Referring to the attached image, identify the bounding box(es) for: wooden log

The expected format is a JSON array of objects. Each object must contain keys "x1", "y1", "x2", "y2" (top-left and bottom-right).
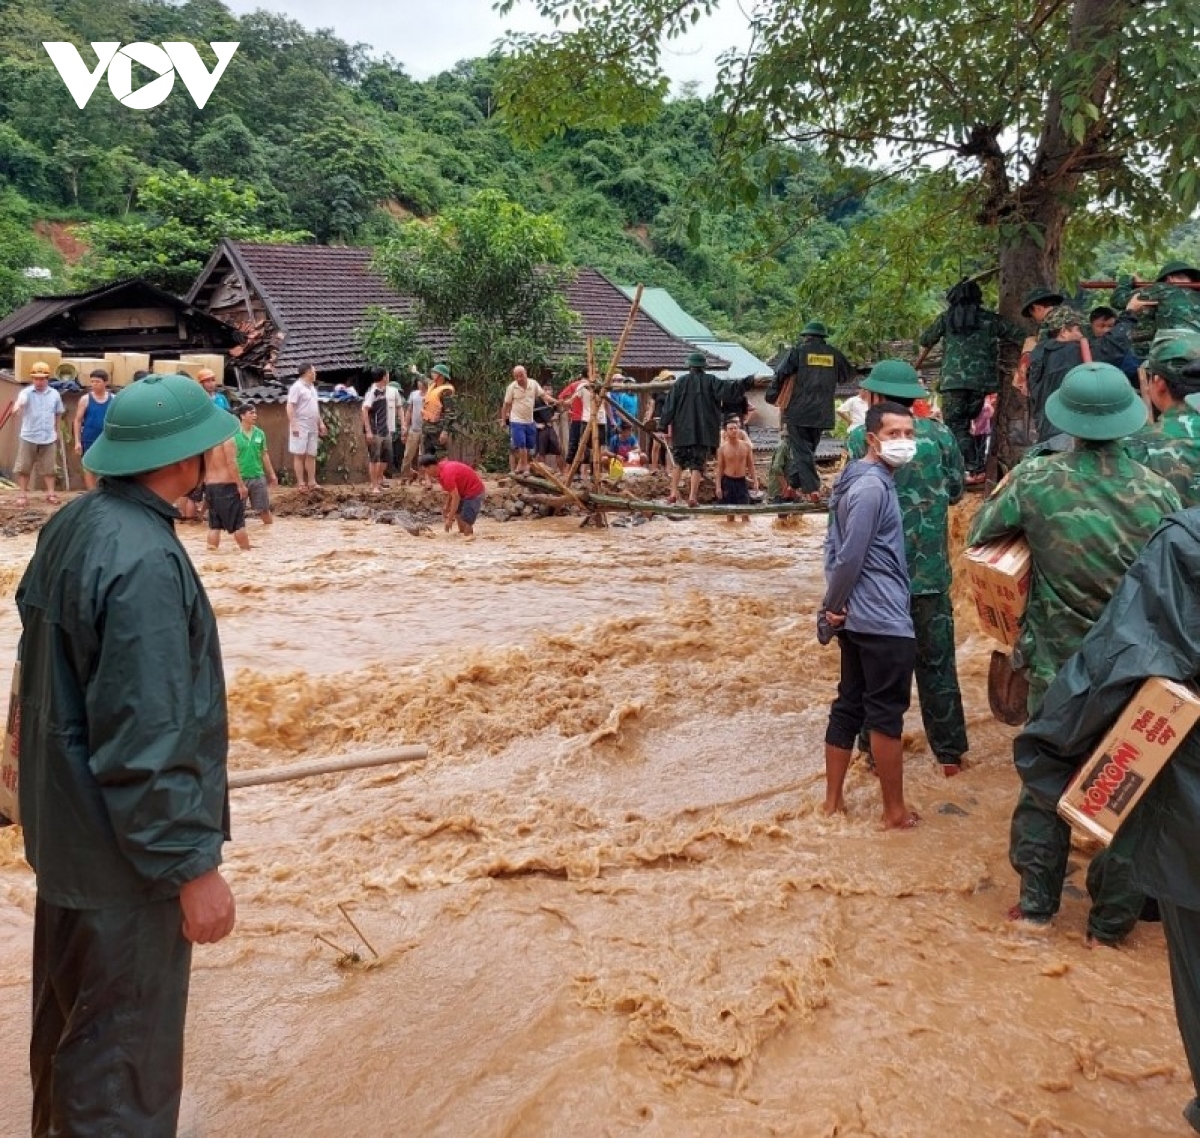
[
  {"x1": 229, "y1": 746, "x2": 428, "y2": 789},
  {"x1": 511, "y1": 474, "x2": 825, "y2": 516}
]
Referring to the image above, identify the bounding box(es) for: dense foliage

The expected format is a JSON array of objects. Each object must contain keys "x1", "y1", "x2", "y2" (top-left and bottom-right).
[{"x1": 0, "y1": 0, "x2": 1194, "y2": 366}]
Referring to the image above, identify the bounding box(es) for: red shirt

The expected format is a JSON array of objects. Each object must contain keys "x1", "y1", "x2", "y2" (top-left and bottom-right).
[
  {"x1": 438, "y1": 461, "x2": 485, "y2": 499},
  {"x1": 559, "y1": 380, "x2": 585, "y2": 422}
]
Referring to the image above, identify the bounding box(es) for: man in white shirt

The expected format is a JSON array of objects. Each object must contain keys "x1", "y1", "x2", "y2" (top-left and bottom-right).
[
  {"x1": 286, "y1": 363, "x2": 326, "y2": 491},
  {"x1": 14, "y1": 361, "x2": 65, "y2": 506},
  {"x1": 500, "y1": 365, "x2": 551, "y2": 474},
  {"x1": 401, "y1": 375, "x2": 426, "y2": 481},
  {"x1": 837, "y1": 389, "x2": 869, "y2": 432}
]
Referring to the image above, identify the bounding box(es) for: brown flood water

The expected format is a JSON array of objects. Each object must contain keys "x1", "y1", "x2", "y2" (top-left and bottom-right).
[{"x1": 0, "y1": 504, "x2": 1189, "y2": 1136}]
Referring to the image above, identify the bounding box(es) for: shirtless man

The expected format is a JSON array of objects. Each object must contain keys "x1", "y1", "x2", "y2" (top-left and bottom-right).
[
  {"x1": 715, "y1": 416, "x2": 758, "y2": 522},
  {"x1": 203, "y1": 434, "x2": 250, "y2": 551}
]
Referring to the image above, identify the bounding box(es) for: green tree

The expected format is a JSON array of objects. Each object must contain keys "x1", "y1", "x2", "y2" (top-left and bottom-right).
[
  {"x1": 498, "y1": 0, "x2": 1200, "y2": 461},
  {"x1": 72, "y1": 171, "x2": 307, "y2": 293},
  {"x1": 367, "y1": 189, "x2": 578, "y2": 463}
]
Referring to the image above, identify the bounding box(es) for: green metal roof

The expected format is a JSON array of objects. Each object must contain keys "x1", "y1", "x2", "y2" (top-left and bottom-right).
[{"x1": 618, "y1": 285, "x2": 714, "y2": 340}]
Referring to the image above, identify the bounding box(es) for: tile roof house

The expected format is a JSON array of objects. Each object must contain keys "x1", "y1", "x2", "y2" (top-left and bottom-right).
[
  {"x1": 187, "y1": 240, "x2": 726, "y2": 389},
  {"x1": 0, "y1": 278, "x2": 241, "y2": 370}
]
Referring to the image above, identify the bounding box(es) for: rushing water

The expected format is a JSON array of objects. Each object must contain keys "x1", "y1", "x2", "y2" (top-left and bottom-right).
[{"x1": 0, "y1": 504, "x2": 1187, "y2": 1136}]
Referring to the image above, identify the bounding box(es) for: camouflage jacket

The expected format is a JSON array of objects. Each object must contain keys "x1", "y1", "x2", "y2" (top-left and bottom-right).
[
  {"x1": 918, "y1": 310, "x2": 1026, "y2": 393},
  {"x1": 1123, "y1": 418, "x2": 1200, "y2": 507},
  {"x1": 1150, "y1": 283, "x2": 1200, "y2": 336},
  {"x1": 968, "y1": 442, "x2": 1181, "y2": 696},
  {"x1": 846, "y1": 417, "x2": 964, "y2": 594}
]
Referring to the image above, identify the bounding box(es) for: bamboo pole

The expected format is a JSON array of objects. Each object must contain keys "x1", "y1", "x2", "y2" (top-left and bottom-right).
[
  {"x1": 510, "y1": 474, "x2": 825, "y2": 516},
  {"x1": 228, "y1": 746, "x2": 428, "y2": 789}
]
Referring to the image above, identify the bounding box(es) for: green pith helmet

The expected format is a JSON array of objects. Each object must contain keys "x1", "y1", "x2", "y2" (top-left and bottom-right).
[
  {"x1": 1045, "y1": 362, "x2": 1147, "y2": 441},
  {"x1": 431, "y1": 363, "x2": 451, "y2": 380},
  {"x1": 800, "y1": 320, "x2": 828, "y2": 337},
  {"x1": 1041, "y1": 305, "x2": 1083, "y2": 334},
  {"x1": 1020, "y1": 286, "x2": 1065, "y2": 318},
  {"x1": 1147, "y1": 331, "x2": 1200, "y2": 382},
  {"x1": 1155, "y1": 260, "x2": 1200, "y2": 282},
  {"x1": 862, "y1": 359, "x2": 926, "y2": 400},
  {"x1": 83, "y1": 373, "x2": 238, "y2": 477},
  {"x1": 686, "y1": 350, "x2": 707, "y2": 367}
]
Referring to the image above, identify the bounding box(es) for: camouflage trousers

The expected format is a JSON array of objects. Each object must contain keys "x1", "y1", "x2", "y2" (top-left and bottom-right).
[
  {"x1": 421, "y1": 423, "x2": 448, "y2": 459},
  {"x1": 1009, "y1": 786, "x2": 1144, "y2": 943},
  {"x1": 941, "y1": 389, "x2": 985, "y2": 475},
  {"x1": 859, "y1": 591, "x2": 968, "y2": 764}
]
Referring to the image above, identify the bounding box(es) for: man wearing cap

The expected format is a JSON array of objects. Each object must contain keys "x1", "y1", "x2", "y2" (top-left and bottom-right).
[
  {"x1": 916, "y1": 279, "x2": 1025, "y2": 484},
  {"x1": 846, "y1": 361, "x2": 969, "y2": 775},
  {"x1": 1122, "y1": 333, "x2": 1200, "y2": 506},
  {"x1": 421, "y1": 363, "x2": 457, "y2": 459},
  {"x1": 197, "y1": 367, "x2": 230, "y2": 412},
  {"x1": 15, "y1": 374, "x2": 237, "y2": 1133},
  {"x1": 659, "y1": 350, "x2": 752, "y2": 507},
  {"x1": 1146, "y1": 261, "x2": 1200, "y2": 335},
  {"x1": 968, "y1": 362, "x2": 1181, "y2": 944},
  {"x1": 1013, "y1": 417, "x2": 1200, "y2": 1131},
  {"x1": 767, "y1": 321, "x2": 856, "y2": 501},
  {"x1": 13, "y1": 361, "x2": 65, "y2": 507}
]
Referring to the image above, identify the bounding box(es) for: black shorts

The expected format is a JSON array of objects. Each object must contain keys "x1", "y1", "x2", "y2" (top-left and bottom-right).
[
  {"x1": 205, "y1": 482, "x2": 246, "y2": 533},
  {"x1": 826, "y1": 631, "x2": 916, "y2": 746},
  {"x1": 722, "y1": 475, "x2": 749, "y2": 505},
  {"x1": 367, "y1": 436, "x2": 393, "y2": 464},
  {"x1": 536, "y1": 424, "x2": 562, "y2": 457},
  {"x1": 673, "y1": 444, "x2": 712, "y2": 472}
]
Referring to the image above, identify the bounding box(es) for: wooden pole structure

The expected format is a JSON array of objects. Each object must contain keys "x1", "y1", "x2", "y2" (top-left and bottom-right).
[
  {"x1": 511, "y1": 474, "x2": 826, "y2": 516},
  {"x1": 563, "y1": 286, "x2": 646, "y2": 487},
  {"x1": 228, "y1": 745, "x2": 428, "y2": 789}
]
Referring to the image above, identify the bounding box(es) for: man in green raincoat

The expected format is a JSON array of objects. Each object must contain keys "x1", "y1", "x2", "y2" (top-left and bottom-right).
[
  {"x1": 968, "y1": 363, "x2": 1181, "y2": 944},
  {"x1": 1014, "y1": 443, "x2": 1200, "y2": 1130},
  {"x1": 16, "y1": 374, "x2": 238, "y2": 1136}
]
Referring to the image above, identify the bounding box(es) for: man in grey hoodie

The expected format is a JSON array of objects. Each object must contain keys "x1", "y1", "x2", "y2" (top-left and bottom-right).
[{"x1": 822, "y1": 400, "x2": 920, "y2": 830}]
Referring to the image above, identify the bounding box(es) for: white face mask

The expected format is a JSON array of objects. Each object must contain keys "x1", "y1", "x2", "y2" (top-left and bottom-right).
[{"x1": 878, "y1": 438, "x2": 917, "y2": 467}]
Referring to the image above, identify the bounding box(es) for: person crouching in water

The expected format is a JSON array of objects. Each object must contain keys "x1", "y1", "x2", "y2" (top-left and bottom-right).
[
  {"x1": 821, "y1": 400, "x2": 920, "y2": 830},
  {"x1": 420, "y1": 454, "x2": 486, "y2": 538}
]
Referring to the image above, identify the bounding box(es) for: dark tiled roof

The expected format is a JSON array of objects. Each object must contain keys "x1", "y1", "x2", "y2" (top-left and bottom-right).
[
  {"x1": 0, "y1": 278, "x2": 238, "y2": 343},
  {"x1": 189, "y1": 242, "x2": 722, "y2": 380},
  {"x1": 193, "y1": 243, "x2": 452, "y2": 379},
  {"x1": 564, "y1": 269, "x2": 728, "y2": 371}
]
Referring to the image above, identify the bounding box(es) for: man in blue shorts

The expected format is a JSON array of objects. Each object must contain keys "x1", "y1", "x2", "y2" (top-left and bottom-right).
[
  {"x1": 421, "y1": 454, "x2": 487, "y2": 538},
  {"x1": 501, "y1": 365, "x2": 553, "y2": 475}
]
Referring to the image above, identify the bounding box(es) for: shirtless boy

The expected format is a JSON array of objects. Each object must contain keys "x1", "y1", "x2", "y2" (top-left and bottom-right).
[
  {"x1": 715, "y1": 416, "x2": 758, "y2": 522},
  {"x1": 203, "y1": 434, "x2": 251, "y2": 551}
]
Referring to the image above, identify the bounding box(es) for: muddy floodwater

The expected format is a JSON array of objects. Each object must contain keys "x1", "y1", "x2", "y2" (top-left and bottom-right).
[{"x1": 0, "y1": 501, "x2": 1190, "y2": 1136}]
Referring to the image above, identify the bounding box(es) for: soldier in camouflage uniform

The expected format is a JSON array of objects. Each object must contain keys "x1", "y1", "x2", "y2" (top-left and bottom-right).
[
  {"x1": 767, "y1": 320, "x2": 856, "y2": 499},
  {"x1": 421, "y1": 363, "x2": 458, "y2": 459},
  {"x1": 968, "y1": 362, "x2": 1182, "y2": 944},
  {"x1": 918, "y1": 280, "x2": 1025, "y2": 480},
  {"x1": 1112, "y1": 261, "x2": 1200, "y2": 355},
  {"x1": 846, "y1": 360, "x2": 969, "y2": 774},
  {"x1": 1123, "y1": 333, "x2": 1200, "y2": 506}
]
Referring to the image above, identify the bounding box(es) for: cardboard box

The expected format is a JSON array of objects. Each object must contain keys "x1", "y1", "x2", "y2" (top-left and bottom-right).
[
  {"x1": 14, "y1": 346, "x2": 61, "y2": 381},
  {"x1": 964, "y1": 536, "x2": 1032, "y2": 647},
  {"x1": 153, "y1": 359, "x2": 185, "y2": 376},
  {"x1": 180, "y1": 353, "x2": 225, "y2": 380},
  {"x1": 103, "y1": 352, "x2": 151, "y2": 387},
  {"x1": 61, "y1": 357, "x2": 109, "y2": 382},
  {"x1": 1058, "y1": 678, "x2": 1200, "y2": 845}
]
